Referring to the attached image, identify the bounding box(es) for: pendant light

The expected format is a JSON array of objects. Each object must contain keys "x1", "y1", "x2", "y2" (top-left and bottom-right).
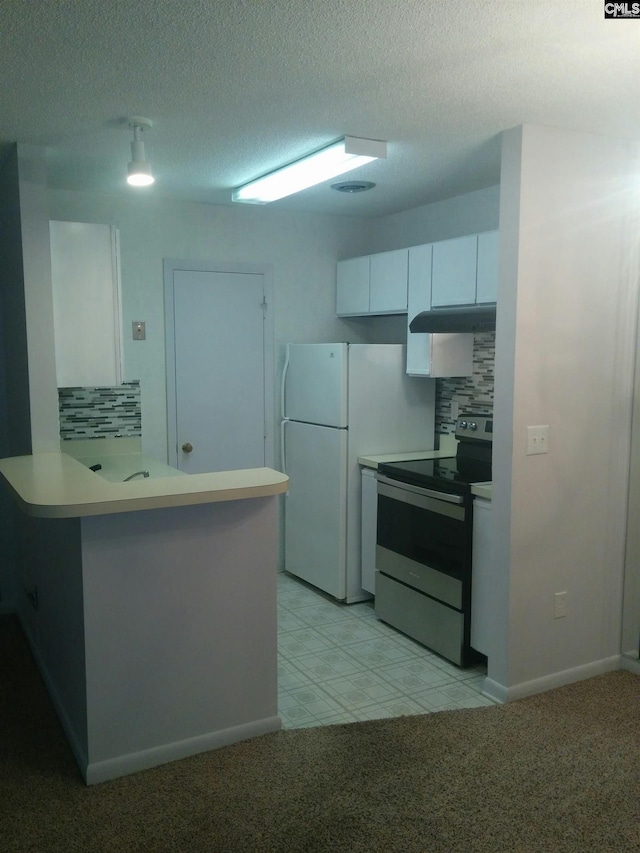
[{"x1": 126, "y1": 117, "x2": 154, "y2": 187}]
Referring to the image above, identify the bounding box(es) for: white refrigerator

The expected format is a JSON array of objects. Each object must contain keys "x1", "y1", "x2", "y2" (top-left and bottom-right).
[{"x1": 281, "y1": 343, "x2": 435, "y2": 603}]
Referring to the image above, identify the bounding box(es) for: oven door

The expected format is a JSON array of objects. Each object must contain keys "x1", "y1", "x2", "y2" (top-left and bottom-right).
[
  {"x1": 376, "y1": 474, "x2": 470, "y2": 589},
  {"x1": 374, "y1": 473, "x2": 472, "y2": 665}
]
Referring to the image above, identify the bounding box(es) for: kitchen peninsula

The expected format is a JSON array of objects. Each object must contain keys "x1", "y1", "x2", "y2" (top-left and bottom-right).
[{"x1": 0, "y1": 451, "x2": 288, "y2": 785}]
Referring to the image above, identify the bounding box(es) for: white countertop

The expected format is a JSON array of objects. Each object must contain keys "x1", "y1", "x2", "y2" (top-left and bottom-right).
[
  {"x1": 0, "y1": 452, "x2": 289, "y2": 519},
  {"x1": 471, "y1": 482, "x2": 493, "y2": 500},
  {"x1": 358, "y1": 448, "x2": 455, "y2": 468},
  {"x1": 358, "y1": 433, "x2": 459, "y2": 469}
]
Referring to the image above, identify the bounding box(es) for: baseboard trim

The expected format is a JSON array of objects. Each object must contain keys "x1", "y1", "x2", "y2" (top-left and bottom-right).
[
  {"x1": 482, "y1": 656, "x2": 622, "y2": 703},
  {"x1": 84, "y1": 716, "x2": 282, "y2": 785},
  {"x1": 481, "y1": 678, "x2": 507, "y2": 704}
]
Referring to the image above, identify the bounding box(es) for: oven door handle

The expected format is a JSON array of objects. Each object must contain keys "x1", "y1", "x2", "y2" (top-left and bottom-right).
[{"x1": 376, "y1": 473, "x2": 465, "y2": 505}]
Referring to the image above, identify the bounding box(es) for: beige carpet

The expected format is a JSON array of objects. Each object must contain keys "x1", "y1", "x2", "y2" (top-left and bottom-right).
[{"x1": 1, "y1": 614, "x2": 638, "y2": 852}]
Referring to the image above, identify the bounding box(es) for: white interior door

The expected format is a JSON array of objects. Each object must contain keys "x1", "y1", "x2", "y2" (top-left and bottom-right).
[{"x1": 165, "y1": 263, "x2": 273, "y2": 473}]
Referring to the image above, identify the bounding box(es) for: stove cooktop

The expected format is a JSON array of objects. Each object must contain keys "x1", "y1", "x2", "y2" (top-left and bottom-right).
[
  {"x1": 377, "y1": 455, "x2": 492, "y2": 495},
  {"x1": 378, "y1": 415, "x2": 493, "y2": 495}
]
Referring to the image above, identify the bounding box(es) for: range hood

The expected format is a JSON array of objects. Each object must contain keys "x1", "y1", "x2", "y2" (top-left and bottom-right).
[{"x1": 409, "y1": 306, "x2": 496, "y2": 334}]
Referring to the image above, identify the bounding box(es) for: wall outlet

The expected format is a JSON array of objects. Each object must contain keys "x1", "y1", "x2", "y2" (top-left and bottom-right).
[
  {"x1": 527, "y1": 424, "x2": 549, "y2": 455},
  {"x1": 451, "y1": 400, "x2": 459, "y2": 420},
  {"x1": 554, "y1": 591, "x2": 568, "y2": 619}
]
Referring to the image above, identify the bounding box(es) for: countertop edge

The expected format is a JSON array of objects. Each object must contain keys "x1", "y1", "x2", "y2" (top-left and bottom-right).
[
  {"x1": 471, "y1": 483, "x2": 492, "y2": 500},
  {"x1": 0, "y1": 454, "x2": 289, "y2": 518}
]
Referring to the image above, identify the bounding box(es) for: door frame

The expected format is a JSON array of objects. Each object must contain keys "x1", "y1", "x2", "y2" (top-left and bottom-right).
[{"x1": 163, "y1": 259, "x2": 275, "y2": 470}]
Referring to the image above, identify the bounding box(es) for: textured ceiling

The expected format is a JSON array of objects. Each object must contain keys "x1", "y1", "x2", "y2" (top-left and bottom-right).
[{"x1": 1, "y1": 1, "x2": 639, "y2": 218}]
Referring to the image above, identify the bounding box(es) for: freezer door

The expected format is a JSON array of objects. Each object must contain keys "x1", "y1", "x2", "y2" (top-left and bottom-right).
[
  {"x1": 283, "y1": 343, "x2": 348, "y2": 427},
  {"x1": 283, "y1": 420, "x2": 348, "y2": 599}
]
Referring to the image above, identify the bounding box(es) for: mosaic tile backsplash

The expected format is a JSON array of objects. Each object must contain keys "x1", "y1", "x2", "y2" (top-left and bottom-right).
[
  {"x1": 435, "y1": 332, "x2": 495, "y2": 435},
  {"x1": 59, "y1": 381, "x2": 141, "y2": 441}
]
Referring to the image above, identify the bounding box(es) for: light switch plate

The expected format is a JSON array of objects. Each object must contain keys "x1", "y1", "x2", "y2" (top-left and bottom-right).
[
  {"x1": 527, "y1": 425, "x2": 549, "y2": 455},
  {"x1": 132, "y1": 321, "x2": 146, "y2": 341}
]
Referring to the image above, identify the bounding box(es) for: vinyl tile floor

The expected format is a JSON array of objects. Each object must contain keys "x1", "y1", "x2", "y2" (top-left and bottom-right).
[{"x1": 278, "y1": 572, "x2": 496, "y2": 729}]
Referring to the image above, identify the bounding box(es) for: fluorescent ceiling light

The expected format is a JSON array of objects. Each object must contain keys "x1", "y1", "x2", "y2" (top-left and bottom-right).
[
  {"x1": 232, "y1": 136, "x2": 387, "y2": 204},
  {"x1": 126, "y1": 117, "x2": 155, "y2": 187}
]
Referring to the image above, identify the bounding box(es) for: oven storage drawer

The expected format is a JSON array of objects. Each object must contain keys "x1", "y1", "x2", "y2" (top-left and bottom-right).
[
  {"x1": 376, "y1": 545, "x2": 462, "y2": 609},
  {"x1": 375, "y1": 571, "x2": 465, "y2": 666}
]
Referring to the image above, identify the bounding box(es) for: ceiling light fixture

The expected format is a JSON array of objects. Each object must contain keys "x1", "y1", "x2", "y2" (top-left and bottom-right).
[
  {"x1": 126, "y1": 117, "x2": 154, "y2": 187},
  {"x1": 232, "y1": 136, "x2": 386, "y2": 204}
]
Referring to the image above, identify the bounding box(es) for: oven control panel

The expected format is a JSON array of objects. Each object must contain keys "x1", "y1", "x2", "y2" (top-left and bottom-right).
[{"x1": 455, "y1": 415, "x2": 493, "y2": 442}]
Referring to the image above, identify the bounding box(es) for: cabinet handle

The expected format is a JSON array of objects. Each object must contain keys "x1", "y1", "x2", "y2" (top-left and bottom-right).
[{"x1": 181, "y1": 442, "x2": 193, "y2": 453}]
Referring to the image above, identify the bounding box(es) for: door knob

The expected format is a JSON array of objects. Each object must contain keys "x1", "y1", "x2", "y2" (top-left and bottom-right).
[{"x1": 181, "y1": 442, "x2": 193, "y2": 453}]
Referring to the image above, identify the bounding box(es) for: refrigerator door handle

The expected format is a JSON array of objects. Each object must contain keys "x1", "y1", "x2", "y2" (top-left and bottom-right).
[
  {"x1": 280, "y1": 418, "x2": 288, "y2": 480},
  {"x1": 280, "y1": 346, "x2": 290, "y2": 421}
]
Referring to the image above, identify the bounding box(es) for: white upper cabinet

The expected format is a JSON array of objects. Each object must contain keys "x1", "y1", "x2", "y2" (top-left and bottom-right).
[
  {"x1": 337, "y1": 229, "x2": 498, "y2": 318},
  {"x1": 336, "y1": 256, "x2": 370, "y2": 315},
  {"x1": 476, "y1": 230, "x2": 499, "y2": 304},
  {"x1": 406, "y1": 243, "x2": 473, "y2": 378},
  {"x1": 369, "y1": 248, "x2": 408, "y2": 314},
  {"x1": 336, "y1": 249, "x2": 407, "y2": 316},
  {"x1": 431, "y1": 234, "x2": 478, "y2": 307},
  {"x1": 50, "y1": 221, "x2": 123, "y2": 388}
]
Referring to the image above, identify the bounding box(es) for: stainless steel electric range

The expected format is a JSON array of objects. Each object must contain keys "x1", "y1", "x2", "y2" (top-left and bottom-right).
[{"x1": 374, "y1": 416, "x2": 493, "y2": 667}]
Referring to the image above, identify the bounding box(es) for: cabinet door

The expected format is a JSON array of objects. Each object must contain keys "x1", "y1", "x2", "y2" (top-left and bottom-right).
[
  {"x1": 369, "y1": 248, "x2": 408, "y2": 314},
  {"x1": 406, "y1": 244, "x2": 473, "y2": 378},
  {"x1": 50, "y1": 221, "x2": 122, "y2": 387},
  {"x1": 336, "y1": 256, "x2": 370, "y2": 315},
  {"x1": 406, "y1": 244, "x2": 433, "y2": 376},
  {"x1": 476, "y1": 230, "x2": 499, "y2": 304},
  {"x1": 431, "y1": 234, "x2": 477, "y2": 307}
]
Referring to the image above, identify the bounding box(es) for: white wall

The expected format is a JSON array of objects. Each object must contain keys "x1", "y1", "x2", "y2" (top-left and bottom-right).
[
  {"x1": 623, "y1": 282, "x2": 640, "y2": 658},
  {"x1": 492, "y1": 125, "x2": 640, "y2": 698},
  {"x1": 17, "y1": 145, "x2": 60, "y2": 453},
  {"x1": 367, "y1": 184, "x2": 500, "y2": 252},
  {"x1": 47, "y1": 191, "x2": 373, "y2": 460}
]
